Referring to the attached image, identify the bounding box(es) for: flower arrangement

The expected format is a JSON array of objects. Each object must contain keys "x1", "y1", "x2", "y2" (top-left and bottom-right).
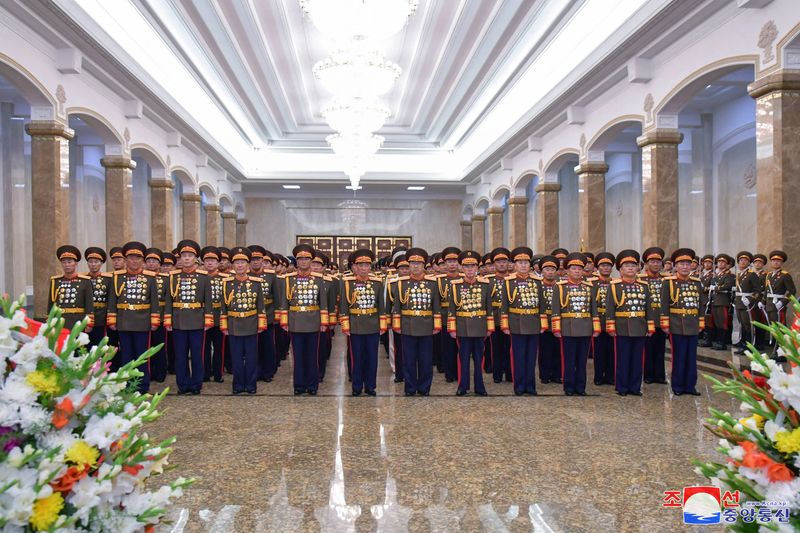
[
  {"x1": 694, "y1": 297, "x2": 800, "y2": 531},
  {"x1": 0, "y1": 295, "x2": 192, "y2": 532}
]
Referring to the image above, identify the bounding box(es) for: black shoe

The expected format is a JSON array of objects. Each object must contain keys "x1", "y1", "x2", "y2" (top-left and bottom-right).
[
  {"x1": 712, "y1": 343, "x2": 727, "y2": 351},
  {"x1": 365, "y1": 390, "x2": 376, "y2": 396},
  {"x1": 577, "y1": 391, "x2": 586, "y2": 396},
  {"x1": 233, "y1": 390, "x2": 243, "y2": 395},
  {"x1": 177, "y1": 389, "x2": 188, "y2": 395},
  {"x1": 308, "y1": 389, "x2": 317, "y2": 396},
  {"x1": 673, "y1": 390, "x2": 683, "y2": 396},
  {"x1": 294, "y1": 389, "x2": 305, "y2": 396},
  {"x1": 541, "y1": 378, "x2": 550, "y2": 384},
  {"x1": 565, "y1": 391, "x2": 574, "y2": 396},
  {"x1": 616, "y1": 391, "x2": 627, "y2": 396},
  {"x1": 352, "y1": 390, "x2": 362, "y2": 396},
  {"x1": 654, "y1": 379, "x2": 668, "y2": 384},
  {"x1": 505, "y1": 378, "x2": 513, "y2": 383},
  {"x1": 446, "y1": 378, "x2": 456, "y2": 383},
  {"x1": 553, "y1": 378, "x2": 563, "y2": 384},
  {"x1": 405, "y1": 391, "x2": 416, "y2": 396},
  {"x1": 247, "y1": 389, "x2": 256, "y2": 395},
  {"x1": 214, "y1": 377, "x2": 224, "y2": 383},
  {"x1": 265, "y1": 377, "x2": 273, "y2": 383},
  {"x1": 418, "y1": 391, "x2": 429, "y2": 396},
  {"x1": 493, "y1": 379, "x2": 502, "y2": 384},
  {"x1": 699, "y1": 340, "x2": 712, "y2": 347},
  {"x1": 643, "y1": 379, "x2": 653, "y2": 384},
  {"x1": 514, "y1": 391, "x2": 524, "y2": 396},
  {"x1": 394, "y1": 377, "x2": 404, "y2": 383},
  {"x1": 456, "y1": 390, "x2": 467, "y2": 396},
  {"x1": 527, "y1": 391, "x2": 538, "y2": 396},
  {"x1": 594, "y1": 380, "x2": 602, "y2": 386},
  {"x1": 191, "y1": 389, "x2": 201, "y2": 395},
  {"x1": 476, "y1": 391, "x2": 488, "y2": 396},
  {"x1": 203, "y1": 377, "x2": 211, "y2": 382},
  {"x1": 629, "y1": 391, "x2": 642, "y2": 396},
  {"x1": 688, "y1": 390, "x2": 701, "y2": 396}
]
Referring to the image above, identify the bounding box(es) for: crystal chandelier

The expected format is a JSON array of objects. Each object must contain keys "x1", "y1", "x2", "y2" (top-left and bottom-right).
[
  {"x1": 299, "y1": 0, "x2": 418, "y2": 42},
  {"x1": 314, "y1": 49, "x2": 401, "y2": 99},
  {"x1": 321, "y1": 98, "x2": 391, "y2": 135}
]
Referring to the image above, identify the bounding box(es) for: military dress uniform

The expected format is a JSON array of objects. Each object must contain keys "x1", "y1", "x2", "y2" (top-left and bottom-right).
[
  {"x1": 733, "y1": 251, "x2": 760, "y2": 354},
  {"x1": 764, "y1": 250, "x2": 797, "y2": 355},
  {"x1": 438, "y1": 247, "x2": 462, "y2": 383},
  {"x1": 385, "y1": 255, "x2": 407, "y2": 383},
  {"x1": 340, "y1": 249, "x2": 387, "y2": 396},
  {"x1": 83, "y1": 246, "x2": 110, "y2": 348},
  {"x1": 313, "y1": 252, "x2": 337, "y2": 382},
  {"x1": 588, "y1": 252, "x2": 615, "y2": 386},
  {"x1": 488, "y1": 247, "x2": 512, "y2": 383},
  {"x1": 752, "y1": 254, "x2": 770, "y2": 350},
  {"x1": 221, "y1": 247, "x2": 266, "y2": 394},
  {"x1": 107, "y1": 241, "x2": 160, "y2": 393},
  {"x1": 49, "y1": 245, "x2": 94, "y2": 331},
  {"x1": 391, "y1": 248, "x2": 442, "y2": 396},
  {"x1": 106, "y1": 246, "x2": 125, "y2": 351},
  {"x1": 698, "y1": 255, "x2": 715, "y2": 347},
  {"x1": 279, "y1": 244, "x2": 331, "y2": 395},
  {"x1": 660, "y1": 249, "x2": 706, "y2": 395},
  {"x1": 500, "y1": 247, "x2": 547, "y2": 395},
  {"x1": 201, "y1": 246, "x2": 229, "y2": 383},
  {"x1": 165, "y1": 240, "x2": 213, "y2": 395},
  {"x1": 144, "y1": 248, "x2": 168, "y2": 383},
  {"x1": 640, "y1": 247, "x2": 669, "y2": 384},
  {"x1": 248, "y1": 246, "x2": 280, "y2": 382},
  {"x1": 448, "y1": 251, "x2": 495, "y2": 396},
  {"x1": 538, "y1": 256, "x2": 562, "y2": 384},
  {"x1": 551, "y1": 253, "x2": 600, "y2": 396},
  {"x1": 709, "y1": 254, "x2": 735, "y2": 350},
  {"x1": 605, "y1": 250, "x2": 654, "y2": 396}
]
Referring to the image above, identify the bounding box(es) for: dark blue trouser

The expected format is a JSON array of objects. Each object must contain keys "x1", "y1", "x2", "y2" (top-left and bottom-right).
[
  {"x1": 349, "y1": 333, "x2": 379, "y2": 393},
  {"x1": 482, "y1": 335, "x2": 493, "y2": 372},
  {"x1": 88, "y1": 325, "x2": 106, "y2": 349},
  {"x1": 203, "y1": 326, "x2": 224, "y2": 381},
  {"x1": 457, "y1": 336, "x2": 487, "y2": 394},
  {"x1": 291, "y1": 332, "x2": 320, "y2": 392},
  {"x1": 669, "y1": 333, "x2": 698, "y2": 394},
  {"x1": 402, "y1": 334, "x2": 433, "y2": 394},
  {"x1": 230, "y1": 334, "x2": 258, "y2": 393},
  {"x1": 258, "y1": 325, "x2": 276, "y2": 380},
  {"x1": 614, "y1": 336, "x2": 645, "y2": 394},
  {"x1": 441, "y1": 331, "x2": 458, "y2": 381},
  {"x1": 539, "y1": 331, "x2": 561, "y2": 381},
  {"x1": 150, "y1": 326, "x2": 168, "y2": 382},
  {"x1": 393, "y1": 331, "x2": 403, "y2": 379},
  {"x1": 318, "y1": 329, "x2": 331, "y2": 380},
  {"x1": 645, "y1": 329, "x2": 667, "y2": 382},
  {"x1": 433, "y1": 331, "x2": 443, "y2": 372},
  {"x1": 491, "y1": 330, "x2": 511, "y2": 382},
  {"x1": 172, "y1": 329, "x2": 204, "y2": 393},
  {"x1": 510, "y1": 333, "x2": 539, "y2": 394},
  {"x1": 380, "y1": 331, "x2": 389, "y2": 355},
  {"x1": 561, "y1": 336, "x2": 590, "y2": 394},
  {"x1": 107, "y1": 328, "x2": 120, "y2": 371},
  {"x1": 593, "y1": 332, "x2": 614, "y2": 384},
  {"x1": 118, "y1": 330, "x2": 151, "y2": 393}
]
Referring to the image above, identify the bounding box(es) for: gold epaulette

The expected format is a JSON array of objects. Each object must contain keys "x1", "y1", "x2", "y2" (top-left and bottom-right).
[
  {"x1": 369, "y1": 275, "x2": 382, "y2": 282},
  {"x1": 249, "y1": 276, "x2": 262, "y2": 282},
  {"x1": 556, "y1": 280, "x2": 567, "y2": 285},
  {"x1": 265, "y1": 269, "x2": 276, "y2": 274},
  {"x1": 396, "y1": 275, "x2": 410, "y2": 281},
  {"x1": 484, "y1": 273, "x2": 496, "y2": 279},
  {"x1": 50, "y1": 274, "x2": 62, "y2": 280},
  {"x1": 689, "y1": 276, "x2": 701, "y2": 282},
  {"x1": 434, "y1": 273, "x2": 447, "y2": 278},
  {"x1": 636, "y1": 279, "x2": 648, "y2": 285},
  {"x1": 310, "y1": 272, "x2": 323, "y2": 278},
  {"x1": 159, "y1": 272, "x2": 169, "y2": 277},
  {"x1": 782, "y1": 270, "x2": 789, "y2": 275},
  {"x1": 586, "y1": 276, "x2": 598, "y2": 282},
  {"x1": 582, "y1": 280, "x2": 593, "y2": 287},
  {"x1": 424, "y1": 274, "x2": 438, "y2": 281},
  {"x1": 664, "y1": 275, "x2": 677, "y2": 280},
  {"x1": 343, "y1": 275, "x2": 356, "y2": 281},
  {"x1": 323, "y1": 275, "x2": 333, "y2": 282},
  {"x1": 610, "y1": 279, "x2": 623, "y2": 284},
  {"x1": 77, "y1": 274, "x2": 90, "y2": 280},
  {"x1": 196, "y1": 269, "x2": 208, "y2": 275},
  {"x1": 451, "y1": 278, "x2": 463, "y2": 285},
  {"x1": 477, "y1": 276, "x2": 491, "y2": 283},
  {"x1": 100, "y1": 272, "x2": 113, "y2": 278},
  {"x1": 170, "y1": 269, "x2": 181, "y2": 275},
  {"x1": 115, "y1": 269, "x2": 127, "y2": 275},
  {"x1": 223, "y1": 277, "x2": 233, "y2": 284},
  {"x1": 142, "y1": 270, "x2": 156, "y2": 276}
]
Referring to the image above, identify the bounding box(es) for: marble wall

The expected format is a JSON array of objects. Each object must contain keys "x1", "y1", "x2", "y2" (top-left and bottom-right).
[
  {"x1": 244, "y1": 197, "x2": 462, "y2": 255},
  {"x1": 557, "y1": 163, "x2": 579, "y2": 251},
  {"x1": 605, "y1": 152, "x2": 642, "y2": 253},
  {"x1": 68, "y1": 142, "x2": 106, "y2": 254},
  {"x1": 131, "y1": 157, "x2": 152, "y2": 245},
  {"x1": 171, "y1": 176, "x2": 183, "y2": 246}
]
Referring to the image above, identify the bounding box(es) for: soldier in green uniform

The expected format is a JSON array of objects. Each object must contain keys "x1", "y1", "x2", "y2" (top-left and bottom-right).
[
  {"x1": 500, "y1": 246, "x2": 547, "y2": 395},
  {"x1": 107, "y1": 241, "x2": 160, "y2": 393},
  {"x1": 698, "y1": 254, "x2": 715, "y2": 347},
  {"x1": 660, "y1": 248, "x2": 706, "y2": 396},
  {"x1": 733, "y1": 251, "x2": 760, "y2": 355},
  {"x1": 605, "y1": 250, "x2": 654, "y2": 396},
  {"x1": 551, "y1": 252, "x2": 599, "y2": 396},
  {"x1": 551, "y1": 248, "x2": 568, "y2": 279},
  {"x1": 488, "y1": 247, "x2": 511, "y2": 382},
  {"x1": 709, "y1": 253, "x2": 735, "y2": 351},
  {"x1": 387, "y1": 253, "x2": 409, "y2": 383},
  {"x1": 589, "y1": 252, "x2": 615, "y2": 386},
  {"x1": 201, "y1": 246, "x2": 229, "y2": 383},
  {"x1": 438, "y1": 247, "x2": 462, "y2": 383},
  {"x1": 448, "y1": 250, "x2": 494, "y2": 396},
  {"x1": 248, "y1": 245, "x2": 280, "y2": 382},
  {"x1": 764, "y1": 250, "x2": 797, "y2": 359},
  {"x1": 311, "y1": 251, "x2": 337, "y2": 382},
  {"x1": 752, "y1": 253, "x2": 769, "y2": 350},
  {"x1": 218, "y1": 247, "x2": 231, "y2": 275},
  {"x1": 49, "y1": 245, "x2": 94, "y2": 331},
  {"x1": 159, "y1": 251, "x2": 176, "y2": 375},
  {"x1": 109, "y1": 247, "x2": 125, "y2": 272},
  {"x1": 221, "y1": 246, "x2": 266, "y2": 394},
  {"x1": 538, "y1": 256, "x2": 561, "y2": 384},
  {"x1": 165, "y1": 240, "x2": 213, "y2": 395},
  {"x1": 83, "y1": 246, "x2": 110, "y2": 348},
  {"x1": 144, "y1": 248, "x2": 168, "y2": 383},
  {"x1": 340, "y1": 249, "x2": 387, "y2": 396},
  {"x1": 640, "y1": 247, "x2": 669, "y2": 384}
]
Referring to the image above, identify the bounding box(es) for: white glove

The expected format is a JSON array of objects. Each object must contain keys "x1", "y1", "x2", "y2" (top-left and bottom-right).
[
  {"x1": 741, "y1": 297, "x2": 750, "y2": 307},
  {"x1": 776, "y1": 300, "x2": 785, "y2": 311},
  {"x1": 758, "y1": 301, "x2": 766, "y2": 311}
]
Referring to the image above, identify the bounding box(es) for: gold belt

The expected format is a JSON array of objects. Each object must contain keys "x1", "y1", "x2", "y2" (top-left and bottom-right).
[
  {"x1": 264, "y1": 298, "x2": 273, "y2": 305},
  {"x1": 440, "y1": 303, "x2": 449, "y2": 308},
  {"x1": 93, "y1": 302, "x2": 107, "y2": 308},
  {"x1": 545, "y1": 309, "x2": 553, "y2": 315},
  {"x1": 492, "y1": 302, "x2": 501, "y2": 308},
  {"x1": 118, "y1": 303, "x2": 150, "y2": 311},
  {"x1": 289, "y1": 305, "x2": 320, "y2": 312},
  {"x1": 350, "y1": 308, "x2": 377, "y2": 315},
  {"x1": 510, "y1": 308, "x2": 539, "y2": 315},
  {"x1": 561, "y1": 312, "x2": 590, "y2": 318},
  {"x1": 456, "y1": 310, "x2": 486, "y2": 318},
  {"x1": 159, "y1": 302, "x2": 165, "y2": 307},
  {"x1": 62, "y1": 307, "x2": 86, "y2": 314},
  {"x1": 401, "y1": 310, "x2": 432, "y2": 317},
  {"x1": 598, "y1": 307, "x2": 606, "y2": 314},
  {"x1": 670, "y1": 308, "x2": 698, "y2": 316},
  {"x1": 615, "y1": 311, "x2": 645, "y2": 318},
  {"x1": 174, "y1": 302, "x2": 201, "y2": 309},
  {"x1": 228, "y1": 310, "x2": 257, "y2": 318},
  {"x1": 212, "y1": 302, "x2": 221, "y2": 309}
]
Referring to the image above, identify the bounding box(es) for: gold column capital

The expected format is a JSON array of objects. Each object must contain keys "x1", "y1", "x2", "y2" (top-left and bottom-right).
[
  {"x1": 508, "y1": 196, "x2": 529, "y2": 206},
  {"x1": 221, "y1": 212, "x2": 238, "y2": 219},
  {"x1": 574, "y1": 161, "x2": 609, "y2": 175},
  {"x1": 236, "y1": 218, "x2": 248, "y2": 225},
  {"x1": 748, "y1": 70, "x2": 800, "y2": 99},
  {"x1": 534, "y1": 182, "x2": 561, "y2": 193},
  {"x1": 204, "y1": 203, "x2": 221, "y2": 212},
  {"x1": 149, "y1": 178, "x2": 175, "y2": 190},
  {"x1": 636, "y1": 129, "x2": 684, "y2": 148},
  {"x1": 471, "y1": 214, "x2": 487, "y2": 222},
  {"x1": 486, "y1": 206, "x2": 505, "y2": 215},
  {"x1": 25, "y1": 120, "x2": 74, "y2": 139},
  {"x1": 459, "y1": 219, "x2": 472, "y2": 227},
  {"x1": 181, "y1": 192, "x2": 202, "y2": 203},
  {"x1": 101, "y1": 155, "x2": 136, "y2": 169}
]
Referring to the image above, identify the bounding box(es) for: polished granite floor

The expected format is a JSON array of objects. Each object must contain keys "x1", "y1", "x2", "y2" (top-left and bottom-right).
[{"x1": 148, "y1": 333, "x2": 737, "y2": 533}]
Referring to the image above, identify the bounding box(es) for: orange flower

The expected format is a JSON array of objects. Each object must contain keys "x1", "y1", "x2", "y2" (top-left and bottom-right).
[
  {"x1": 52, "y1": 398, "x2": 74, "y2": 429},
  {"x1": 51, "y1": 465, "x2": 89, "y2": 493},
  {"x1": 145, "y1": 525, "x2": 155, "y2": 533},
  {"x1": 767, "y1": 463, "x2": 795, "y2": 482},
  {"x1": 739, "y1": 441, "x2": 773, "y2": 469},
  {"x1": 122, "y1": 464, "x2": 144, "y2": 476}
]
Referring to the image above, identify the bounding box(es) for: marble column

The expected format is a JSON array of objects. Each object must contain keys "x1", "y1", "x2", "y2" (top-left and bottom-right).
[
  {"x1": 235, "y1": 218, "x2": 248, "y2": 246},
  {"x1": 575, "y1": 162, "x2": 608, "y2": 252},
  {"x1": 25, "y1": 120, "x2": 74, "y2": 319},
  {"x1": 487, "y1": 207, "x2": 504, "y2": 250},
  {"x1": 748, "y1": 71, "x2": 800, "y2": 271},
  {"x1": 507, "y1": 196, "x2": 528, "y2": 248},
  {"x1": 222, "y1": 212, "x2": 237, "y2": 248},
  {"x1": 181, "y1": 193, "x2": 202, "y2": 243},
  {"x1": 471, "y1": 215, "x2": 486, "y2": 254},
  {"x1": 636, "y1": 129, "x2": 683, "y2": 252},
  {"x1": 534, "y1": 183, "x2": 560, "y2": 254},
  {"x1": 204, "y1": 203, "x2": 221, "y2": 247},
  {"x1": 149, "y1": 178, "x2": 174, "y2": 250},
  {"x1": 460, "y1": 220, "x2": 472, "y2": 250},
  {"x1": 101, "y1": 155, "x2": 135, "y2": 252}
]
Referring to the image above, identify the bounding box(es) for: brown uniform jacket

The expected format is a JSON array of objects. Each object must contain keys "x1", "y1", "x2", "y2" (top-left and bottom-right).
[
  {"x1": 48, "y1": 274, "x2": 94, "y2": 330},
  {"x1": 500, "y1": 274, "x2": 547, "y2": 335},
  {"x1": 447, "y1": 277, "x2": 495, "y2": 337},
  {"x1": 108, "y1": 270, "x2": 160, "y2": 332},
  {"x1": 659, "y1": 276, "x2": 706, "y2": 335},
  {"x1": 734, "y1": 269, "x2": 760, "y2": 310},
  {"x1": 165, "y1": 268, "x2": 214, "y2": 330},
  {"x1": 764, "y1": 269, "x2": 797, "y2": 314},
  {"x1": 221, "y1": 276, "x2": 266, "y2": 336},
  {"x1": 605, "y1": 279, "x2": 654, "y2": 337},
  {"x1": 710, "y1": 271, "x2": 735, "y2": 307},
  {"x1": 339, "y1": 276, "x2": 386, "y2": 335},
  {"x1": 391, "y1": 275, "x2": 441, "y2": 336},
  {"x1": 551, "y1": 280, "x2": 600, "y2": 337}
]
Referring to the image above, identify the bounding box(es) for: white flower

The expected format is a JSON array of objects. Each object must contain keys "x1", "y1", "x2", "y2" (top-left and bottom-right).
[
  {"x1": 767, "y1": 366, "x2": 800, "y2": 412},
  {"x1": 68, "y1": 476, "x2": 113, "y2": 523},
  {"x1": 0, "y1": 373, "x2": 38, "y2": 404},
  {"x1": 76, "y1": 332, "x2": 90, "y2": 346},
  {"x1": 738, "y1": 466, "x2": 770, "y2": 488},
  {"x1": 765, "y1": 419, "x2": 786, "y2": 441},
  {"x1": 83, "y1": 413, "x2": 133, "y2": 449},
  {"x1": 750, "y1": 360, "x2": 767, "y2": 374},
  {"x1": 764, "y1": 478, "x2": 800, "y2": 512},
  {"x1": 728, "y1": 446, "x2": 745, "y2": 460}
]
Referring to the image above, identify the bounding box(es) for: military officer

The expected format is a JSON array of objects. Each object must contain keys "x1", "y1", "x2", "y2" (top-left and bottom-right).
[
  {"x1": 448, "y1": 250, "x2": 494, "y2": 396},
  {"x1": 248, "y1": 245, "x2": 280, "y2": 382},
  {"x1": 606, "y1": 250, "x2": 653, "y2": 396},
  {"x1": 218, "y1": 247, "x2": 231, "y2": 275},
  {"x1": 488, "y1": 247, "x2": 512, "y2": 382},
  {"x1": 49, "y1": 245, "x2": 94, "y2": 331},
  {"x1": 538, "y1": 255, "x2": 561, "y2": 384},
  {"x1": 500, "y1": 246, "x2": 547, "y2": 395},
  {"x1": 763, "y1": 250, "x2": 797, "y2": 358},
  {"x1": 109, "y1": 247, "x2": 125, "y2": 272},
  {"x1": 531, "y1": 254, "x2": 544, "y2": 277},
  {"x1": 752, "y1": 253, "x2": 770, "y2": 349},
  {"x1": 83, "y1": 246, "x2": 110, "y2": 347},
  {"x1": 551, "y1": 252, "x2": 599, "y2": 396},
  {"x1": 733, "y1": 251, "x2": 760, "y2": 355},
  {"x1": 589, "y1": 252, "x2": 615, "y2": 386},
  {"x1": 161, "y1": 252, "x2": 175, "y2": 273},
  {"x1": 201, "y1": 246, "x2": 228, "y2": 383},
  {"x1": 279, "y1": 243, "x2": 331, "y2": 395},
  {"x1": 106, "y1": 247, "x2": 125, "y2": 351},
  {"x1": 340, "y1": 249, "x2": 387, "y2": 396},
  {"x1": 660, "y1": 248, "x2": 706, "y2": 396},
  {"x1": 583, "y1": 252, "x2": 596, "y2": 278},
  {"x1": 438, "y1": 247, "x2": 462, "y2": 383},
  {"x1": 699, "y1": 254, "x2": 715, "y2": 347},
  {"x1": 311, "y1": 251, "x2": 337, "y2": 382},
  {"x1": 640, "y1": 247, "x2": 669, "y2": 384},
  {"x1": 387, "y1": 253, "x2": 410, "y2": 383},
  {"x1": 107, "y1": 241, "x2": 160, "y2": 393},
  {"x1": 709, "y1": 254, "x2": 735, "y2": 351},
  {"x1": 144, "y1": 248, "x2": 168, "y2": 383},
  {"x1": 391, "y1": 248, "x2": 442, "y2": 396},
  {"x1": 482, "y1": 253, "x2": 494, "y2": 276},
  {"x1": 159, "y1": 251, "x2": 176, "y2": 375},
  {"x1": 165, "y1": 239, "x2": 213, "y2": 395},
  {"x1": 551, "y1": 248, "x2": 569, "y2": 278},
  {"x1": 221, "y1": 247, "x2": 266, "y2": 394}
]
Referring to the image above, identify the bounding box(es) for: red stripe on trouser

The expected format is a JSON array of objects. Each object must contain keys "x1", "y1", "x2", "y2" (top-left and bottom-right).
[
  {"x1": 508, "y1": 333, "x2": 515, "y2": 384},
  {"x1": 220, "y1": 332, "x2": 226, "y2": 376}
]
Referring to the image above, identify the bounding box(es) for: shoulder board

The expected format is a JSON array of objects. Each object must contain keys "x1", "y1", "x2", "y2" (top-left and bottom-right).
[
  {"x1": 285, "y1": 272, "x2": 297, "y2": 277},
  {"x1": 223, "y1": 277, "x2": 233, "y2": 283},
  {"x1": 158, "y1": 272, "x2": 169, "y2": 277},
  {"x1": 556, "y1": 280, "x2": 567, "y2": 285},
  {"x1": 248, "y1": 276, "x2": 262, "y2": 282},
  {"x1": 782, "y1": 270, "x2": 789, "y2": 275},
  {"x1": 142, "y1": 270, "x2": 156, "y2": 276},
  {"x1": 100, "y1": 272, "x2": 113, "y2": 278},
  {"x1": 660, "y1": 273, "x2": 671, "y2": 277},
  {"x1": 77, "y1": 274, "x2": 90, "y2": 280},
  {"x1": 610, "y1": 279, "x2": 622, "y2": 284},
  {"x1": 310, "y1": 272, "x2": 323, "y2": 278},
  {"x1": 586, "y1": 276, "x2": 598, "y2": 282},
  {"x1": 50, "y1": 274, "x2": 61, "y2": 280},
  {"x1": 451, "y1": 279, "x2": 463, "y2": 284},
  {"x1": 170, "y1": 269, "x2": 181, "y2": 275},
  {"x1": 265, "y1": 269, "x2": 276, "y2": 274},
  {"x1": 196, "y1": 269, "x2": 208, "y2": 275},
  {"x1": 323, "y1": 275, "x2": 333, "y2": 282},
  {"x1": 369, "y1": 275, "x2": 382, "y2": 282},
  {"x1": 343, "y1": 275, "x2": 355, "y2": 281},
  {"x1": 396, "y1": 276, "x2": 410, "y2": 281},
  {"x1": 664, "y1": 275, "x2": 677, "y2": 280},
  {"x1": 423, "y1": 275, "x2": 438, "y2": 281},
  {"x1": 115, "y1": 270, "x2": 127, "y2": 275},
  {"x1": 636, "y1": 280, "x2": 648, "y2": 286},
  {"x1": 582, "y1": 280, "x2": 593, "y2": 287},
  {"x1": 689, "y1": 276, "x2": 701, "y2": 282},
  {"x1": 636, "y1": 273, "x2": 646, "y2": 278},
  {"x1": 477, "y1": 276, "x2": 491, "y2": 283},
  {"x1": 484, "y1": 273, "x2": 496, "y2": 279}
]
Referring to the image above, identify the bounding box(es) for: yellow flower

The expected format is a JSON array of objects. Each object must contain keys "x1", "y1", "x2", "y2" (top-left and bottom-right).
[
  {"x1": 25, "y1": 370, "x2": 60, "y2": 395},
  {"x1": 739, "y1": 414, "x2": 766, "y2": 430},
  {"x1": 65, "y1": 440, "x2": 99, "y2": 468},
  {"x1": 29, "y1": 492, "x2": 63, "y2": 531},
  {"x1": 775, "y1": 428, "x2": 800, "y2": 455}
]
